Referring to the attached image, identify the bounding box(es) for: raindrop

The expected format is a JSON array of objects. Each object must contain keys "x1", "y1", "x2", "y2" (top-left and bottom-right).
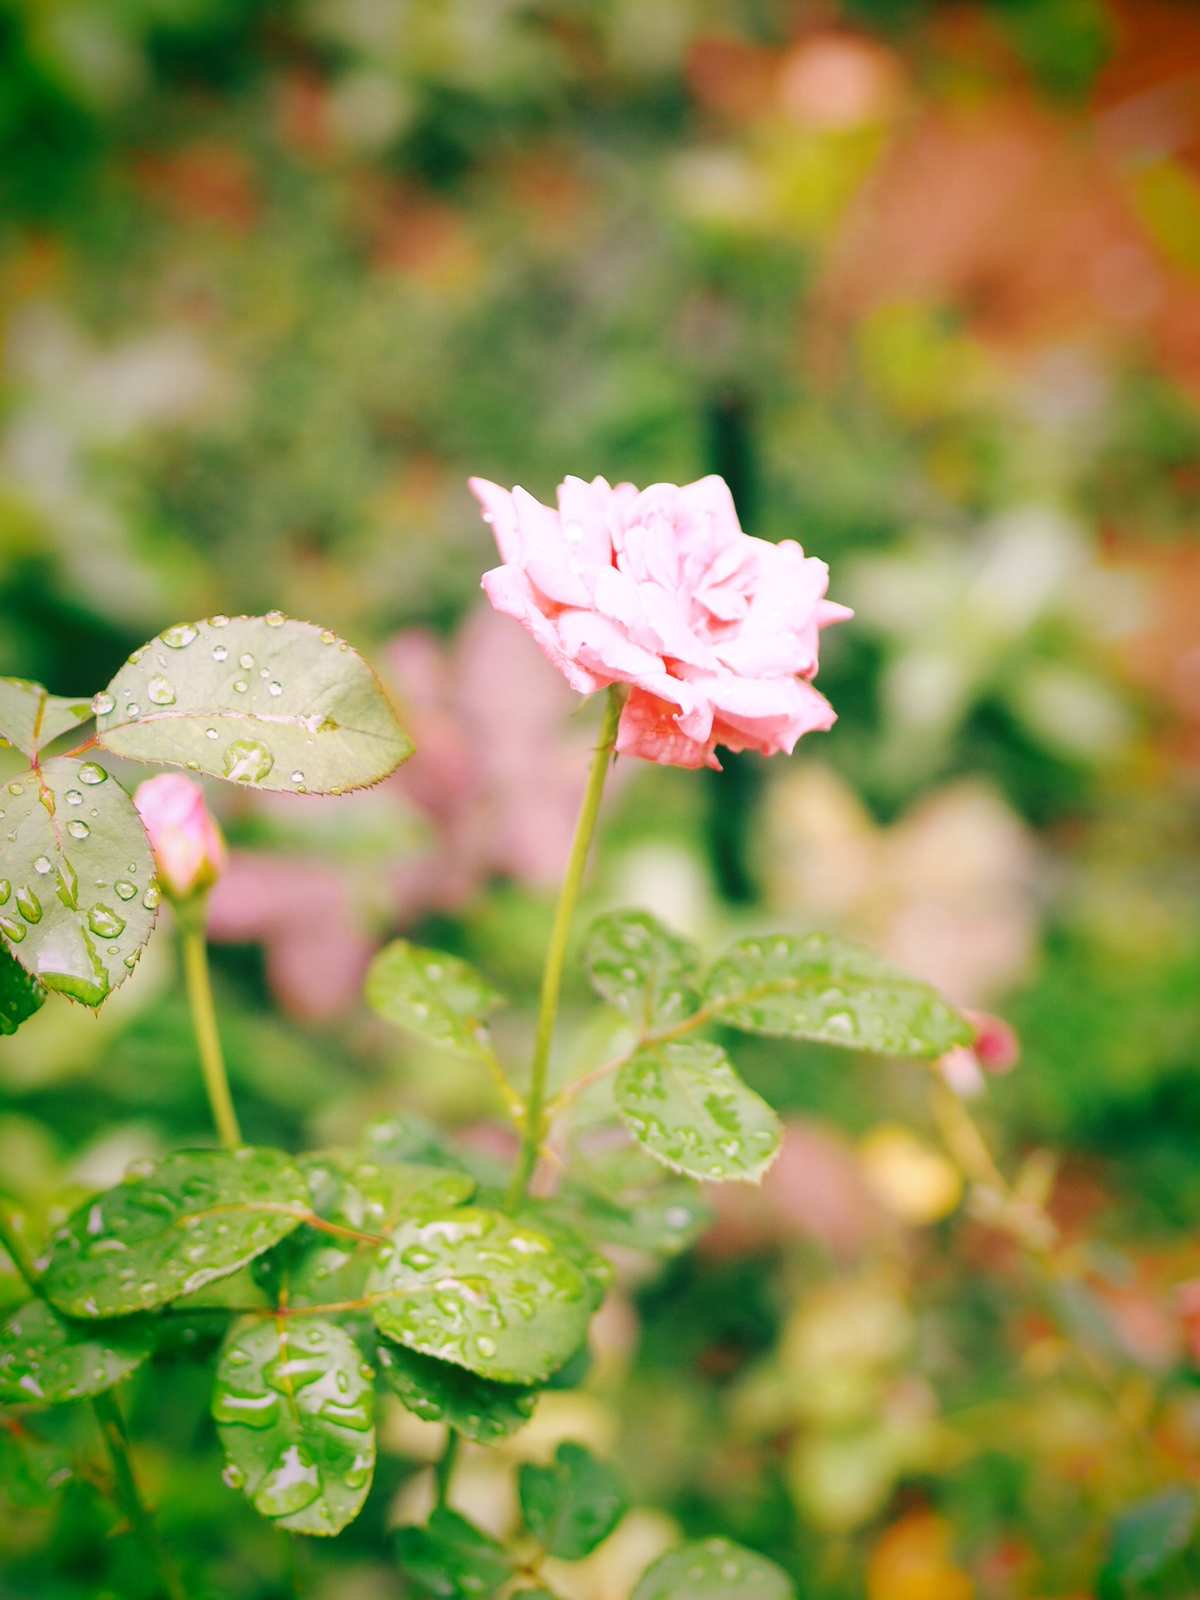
[
  {"x1": 233, "y1": 680, "x2": 248, "y2": 694},
  {"x1": 6, "y1": 782, "x2": 23, "y2": 797},
  {"x1": 79, "y1": 763, "x2": 108, "y2": 785},
  {"x1": 91, "y1": 692, "x2": 115, "y2": 716},
  {"x1": 320, "y1": 630, "x2": 336, "y2": 645},
  {"x1": 114, "y1": 881, "x2": 137, "y2": 901},
  {"x1": 147, "y1": 676, "x2": 175, "y2": 707},
  {"x1": 223, "y1": 740, "x2": 274, "y2": 784},
  {"x1": 205, "y1": 728, "x2": 219, "y2": 741},
  {"x1": 290, "y1": 770, "x2": 305, "y2": 785},
  {"x1": 238, "y1": 653, "x2": 254, "y2": 669},
  {"x1": 126, "y1": 703, "x2": 141, "y2": 718},
  {"x1": 143, "y1": 884, "x2": 161, "y2": 911},
  {"x1": 210, "y1": 614, "x2": 230, "y2": 628},
  {"x1": 65, "y1": 789, "x2": 83, "y2": 806},
  {"x1": 268, "y1": 681, "x2": 283, "y2": 697},
  {"x1": 67, "y1": 820, "x2": 90, "y2": 840},
  {"x1": 161, "y1": 623, "x2": 197, "y2": 649},
  {"x1": 16, "y1": 888, "x2": 42, "y2": 924},
  {"x1": 33, "y1": 856, "x2": 52, "y2": 875},
  {"x1": 212, "y1": 644, "x2": 229, "y2": 662},
  {"x1": 264, "y1": 610, "x2": 285, "y2": 626},
  {"x1": 87, "y1": 905, "x2": 126, "y2": 939},
  {"x1": 222, "y1": 1464, "x2": 244, "y2": 1489}
]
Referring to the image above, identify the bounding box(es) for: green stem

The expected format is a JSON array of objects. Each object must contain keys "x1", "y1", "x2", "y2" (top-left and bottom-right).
[
  {"x1": 434, "y1": 1429, "x2": 460, "y2": 1509},
  {"x1": 92, "y1": 1390, "x2": 185, "y2": 1600},
  {"x1": 507, "y1": 685, "x2": 623, "y2": 1209},
  {"x1": 180, "y1": 901, "x2": 242, "y2": 1149}
]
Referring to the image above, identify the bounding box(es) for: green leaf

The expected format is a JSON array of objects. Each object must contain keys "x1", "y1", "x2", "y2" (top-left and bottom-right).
[
  {"x1": 557, "y1": 1180, "x2": 711, "y2": 1256},
  {"x1": 214, "y1": 1315, "x2": 374, "y2": 1536},
  {"x1": 519, "y1": 1441, "x2": 625, "y2": 1560},
  {"x1": 367, "y1": 1207, "x2": 592, "y2": 1384},
  {"x1": 0, "y1": 757, "x2": 157, "y2": 1007},
  {"x1": 0, "y1": 1418, "x2": 75, "y2": 1506},
  {"x1": 704, "y1": 933, "x2": 971, "y2": 1058},
  {"x1": 1102, "y1": 1488, "x2": 1198, "y2": 1587},
  {"x1": 0, "y1": 680, "x2": 93, "y2": 761},
  {"x1": 360, "y1": 1114, "x2": 470, "y2": 1172},
  {"x1": 95, "y1": 614, "x2": 413, "y2": 795},
  {"x1": 282, "y1": 1152, "x2": 475, "y2": 1307},
  {"x1": 365, "y1": 941, "x2": 505, "y2": 1060},
  {"x1": 615, "y1": 1039, "x2": 781, "y2": 1184},
  {"x1": 395, "y1": 1508, "x2": 515, "y2": 1599},
  {"x1": 376, "y1": 1342, "x2": 537, "y2": 1443},
  {"x1": 584, "y1": 909, "x2": 700, "y2": 1030},
  {"x1": 41, "y1": 1148, "x2": 308, "y2": 1318},
  {"x1": 632, "y1": 1538, "x2": 795, "y2": 1600},
  {"x1": 0, "y1": 1297, "x2": 152, "y2": 1405},
  {"x1": 0, "y1": 943, "x2": 44, "y2": 1034},
  {"x1": 512, "y1": 1202, "x2": 613, "y2": 1312}
]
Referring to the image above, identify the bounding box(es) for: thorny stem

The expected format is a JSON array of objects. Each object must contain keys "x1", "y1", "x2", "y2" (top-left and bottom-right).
[
  {"x1": 179, "y1": 899, "x2": 242, "y2": 1150},
  {"x1": 507, "y1": 686, "x2": 623, "y2": 1209},
  {"x1": 92, "y1": 1390, "x2": 186, "y2": 1600},
  {"x1": 1, "y1": 1204, "x2": 183, "y2": 1600}
]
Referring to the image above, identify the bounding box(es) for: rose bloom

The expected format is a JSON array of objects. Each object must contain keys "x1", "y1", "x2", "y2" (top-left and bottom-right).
[
  {"x1": 134, "y1": 773, "x2": 227, "y2": 901},
  {"x1": 470, "y1": 473, "x2": 851, "y2": 768}
]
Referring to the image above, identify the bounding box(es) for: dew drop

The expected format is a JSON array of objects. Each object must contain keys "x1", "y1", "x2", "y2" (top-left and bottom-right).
[
  {"x1": 33, "y1": 855, "x2": 52, "y2": 875},
  {"x1": 6, "y1": 782, "x2": 23, "y2": 797},
  {"x1": 126, "y1": 703, "x2": 141, "y2": 718},
  {"x1": 210, "y1": 613, "x2": 230, "y2": 628},
  {"x1": 91, "y1": 692, "x2": 115, "y2": 716},
  {"x1": 147, "y1": 676, "x2": 176, "y2": 706},
  {"x1": 66, "y1": 789, "x2": 83, "y2": 806},
  {"x1": 232, "y1": 680, "x2": 248, "y2": 694},
  {"x1": 205, "y1": 728, "x2": 219, "y2": 741},
  {"x1": 212, "y1": 644, "x2": 229, "y2": 662},
  {"x1": 290, "y1": 770, "x2": 305, "y2": 785},
  {"x1": 87, "y1": 904, "x2": 126, "y2": 939},
  {"x1": 161, "y1": 623, "x2": 198, "y2": 649},
  {"x1": 223, "y1": 740, "x2": 274, "y2": 784},
  {"x1": 320, "y1": 630, "x2": 336, "y2": 645},
  {"x1": 114, "y1": 880, "x2": 137, "y2": 901},
  {"x1": 143, "y1": 883, "x2": 160, "y2": 910},
  {"x1": 268, "y1": 681, "x2": 283, "y2": 697},
  {"x1": 79, "y1": 763, "x2": 107, "y2": 785},
  {"x1": 16, "y1": 888, "x2": 42, "y2": 924},
  {"x1": 67, "y1": 820, "x2": 90, "y2": 840},
  {"x1": 264, "y1": 610, "x2": 285, "y2": 626},
  {"x1": 238, "y1": 653, "x2": 254, "y2": 669}
]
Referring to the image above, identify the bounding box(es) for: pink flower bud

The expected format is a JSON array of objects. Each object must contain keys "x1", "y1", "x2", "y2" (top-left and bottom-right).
[
  {"x1": 134, "y1": 774, "x2": 227, "y2": 902},
  {"x1": 965, "y1": 1009, "x2": 1020, "y2": 1075}
]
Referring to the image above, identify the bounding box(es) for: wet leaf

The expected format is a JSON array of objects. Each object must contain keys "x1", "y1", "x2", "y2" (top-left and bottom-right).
[
  {"x1": 557, "y1": 1180, "x2": 711, "y2": 1256},
  {"x1": 513, "y1": 1202, "x2": 613, "y2": 1311},
  {"x1": 0, "y1": 1297, "x2": 152, "y2": 1405},
  {"x1": 0, "y1": 943, "x2": 44, "y2": 1034},
  {"x1": 282, "y1": 1152, "x2": 475, "y2": 1307},
  {"x1": 632, "y1": 1538, "x2": 795, "y2": 1599},
  {"x1": 360, "y1": 1114, "x2": 470, "y2": 1172},
  {"x1": 519, "y1": 1440, "x2": 625, "y2": 1560},
  {"x1": 584, "y1": 909, "x2": 700, "y2": 1031},
  {"x1": 615, "y1": 1039, "x2": 781, "y2": 1183},
  {"x1": 0, "y1": 757, "x2": 157, "y2": 1007},
  {"x1": 214, "y1": 1315, "x2": 374, "y2": 1536},
  {"x1": 0, "y1": 680, "x2": 93, "y2": 760},
  {"x1": 0, "y1": 1417, "x2": 74, "y2": 1506},
  {"x1": 42, "y1": 1147, "x2": 308, "y2": 1318},
  {"x1": 395, "y1": 1507, "x2": 515, "y2": 1598},
  {"x1": 95, "y1": 615, "x2": 413, "y2": 795},
  {"x1": 367, "y1": 1207, "x2": 592, "y2": 1384},
  {"x1": 704, "y1": 933, "x2": 971, "y2": 1058},
  {"x1": 376, "y1": 1342, "x2": 537, "y2": 1442},
  {"x1": 365, "y1": 941, "x2": 505, "y2": 1060}
]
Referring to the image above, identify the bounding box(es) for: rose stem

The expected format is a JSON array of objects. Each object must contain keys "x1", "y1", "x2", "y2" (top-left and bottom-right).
[{"x1": 506, "y1": 684, "x2": 622, "y2": 1209}]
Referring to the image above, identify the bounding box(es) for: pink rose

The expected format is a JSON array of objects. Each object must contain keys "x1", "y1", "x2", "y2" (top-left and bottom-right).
[
  {"x1": 134, "y1": 773, "x2": 227, "y2": 901},
  {"x1": 470, "y1": 473, "x2": 851, "y2": 769}
]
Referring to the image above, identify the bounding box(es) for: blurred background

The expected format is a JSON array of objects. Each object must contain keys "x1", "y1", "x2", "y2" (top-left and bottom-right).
[{"x1": 2, "y1": 1, "x2": 1200, "y2": 1596}]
